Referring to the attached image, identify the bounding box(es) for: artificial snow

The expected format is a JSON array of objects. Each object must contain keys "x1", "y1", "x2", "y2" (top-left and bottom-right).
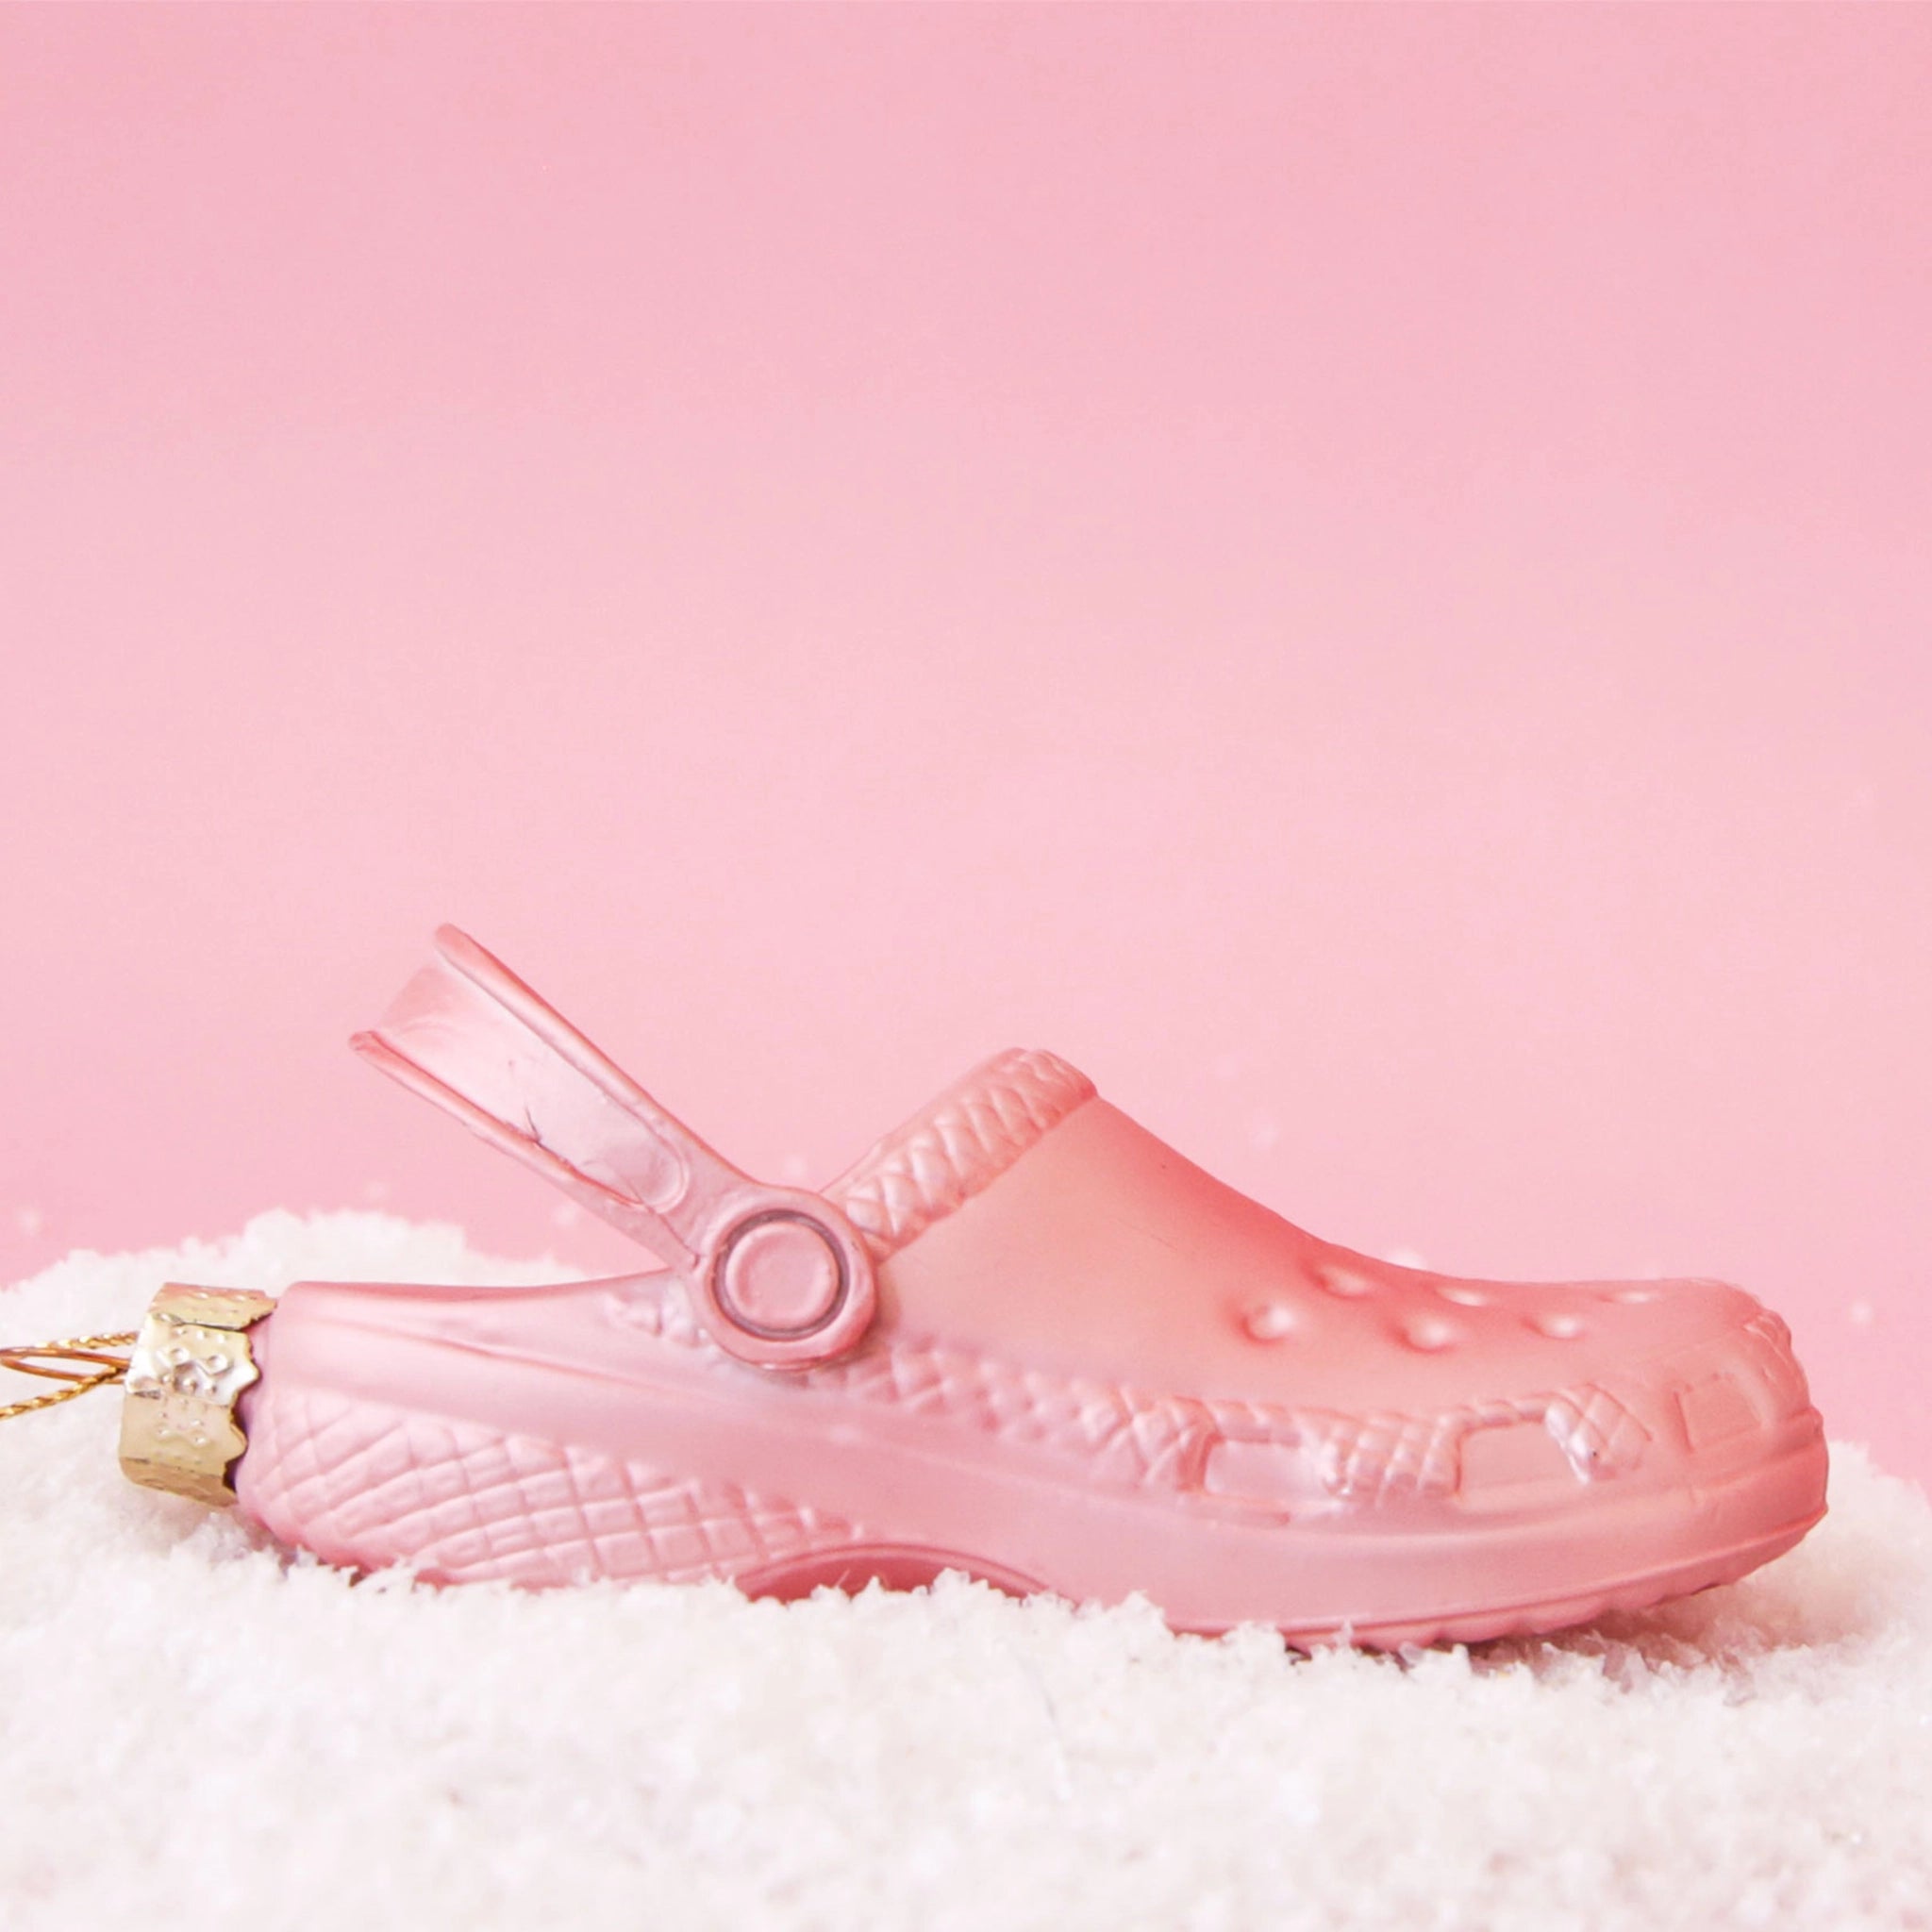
[{"x1": 3, "y1": 1212, "x2": 1928, "y2": 1931}]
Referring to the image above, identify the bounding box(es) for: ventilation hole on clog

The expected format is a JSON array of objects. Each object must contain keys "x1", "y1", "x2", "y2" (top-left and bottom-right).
[
  {"x1": 1527, "y1": 1311, "x2": 1587, "y2": 1341},
  {"x1": 1242, "y1": 1300, "x2": 1300, "y2": 1341},
  {"x1": 1401, "y1": 1315, "x2": 1462, "y2": 1353},
  {"x1": 1435, "y1": 1284, "x2": 1491, "y2": 1307},
  {"x1": 1201, "y1": 1435, "x2": 1317, "y2": 1512},
  {"x1": 1314, "y1": 1262, "x2": 1375, "y2": 1298},
  {"x1": 1677, "y1": 1374, "x2": 1757, "y2": 1449},
  {"x1": 1458, "y1": 1420, "x2": 1577, "y2": 1506}
]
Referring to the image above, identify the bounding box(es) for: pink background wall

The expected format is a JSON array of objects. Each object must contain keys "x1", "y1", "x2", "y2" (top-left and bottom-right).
[{"x1": 3, "y1": 8, "x2": 1928, "y2": 1485}]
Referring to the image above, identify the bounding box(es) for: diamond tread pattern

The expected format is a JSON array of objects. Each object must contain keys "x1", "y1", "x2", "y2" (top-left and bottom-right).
[{"x1": 242, "y1": 1387, "x2": 863, "y2": 1587}]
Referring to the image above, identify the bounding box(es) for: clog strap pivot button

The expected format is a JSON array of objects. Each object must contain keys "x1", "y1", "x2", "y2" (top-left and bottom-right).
[
  {"x1": 720, "y1": 1214, "x2": 841, "y2": 1336},
  {"x1": 693, "y1": 1195, "x2": 878, "y2": 1370}
]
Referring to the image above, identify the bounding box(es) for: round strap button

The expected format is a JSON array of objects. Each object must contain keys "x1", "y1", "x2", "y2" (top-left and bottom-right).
[{"x1": 716, "y1": 1214, "x2": 845, "y2": 1339}]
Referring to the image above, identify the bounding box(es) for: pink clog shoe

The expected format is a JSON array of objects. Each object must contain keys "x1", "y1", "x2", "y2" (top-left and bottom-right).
[{"x1": 229, "y1": 929, "x2": 1828, "y2": 1647}]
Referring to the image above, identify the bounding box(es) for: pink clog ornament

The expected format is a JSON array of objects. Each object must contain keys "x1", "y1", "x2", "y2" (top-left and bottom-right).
[{"x1": 65, "y1": 930, "x2": 1834, "y2": 1645}]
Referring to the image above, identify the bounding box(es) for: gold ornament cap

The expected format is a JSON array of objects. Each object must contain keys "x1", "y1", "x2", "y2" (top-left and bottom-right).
[{"x1": 118, "y1": 1284, "x2": 275, "y2": 1507}]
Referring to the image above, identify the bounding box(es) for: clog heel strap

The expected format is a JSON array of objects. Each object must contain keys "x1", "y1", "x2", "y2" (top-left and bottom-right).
[{"x1": 351, "y1": 925, "x2": 876, "y2": 1369}]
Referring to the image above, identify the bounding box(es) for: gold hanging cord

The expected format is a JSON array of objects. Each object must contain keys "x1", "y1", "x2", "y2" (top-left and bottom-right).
[{"x1": 0, "y1": 1333, "x2": 137, "y2": 1422}]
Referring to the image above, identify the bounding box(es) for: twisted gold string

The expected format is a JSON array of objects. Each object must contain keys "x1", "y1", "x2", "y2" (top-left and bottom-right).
[{"x1": 0, "y1": 1333, "x2": 137, "y2": 1422}]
